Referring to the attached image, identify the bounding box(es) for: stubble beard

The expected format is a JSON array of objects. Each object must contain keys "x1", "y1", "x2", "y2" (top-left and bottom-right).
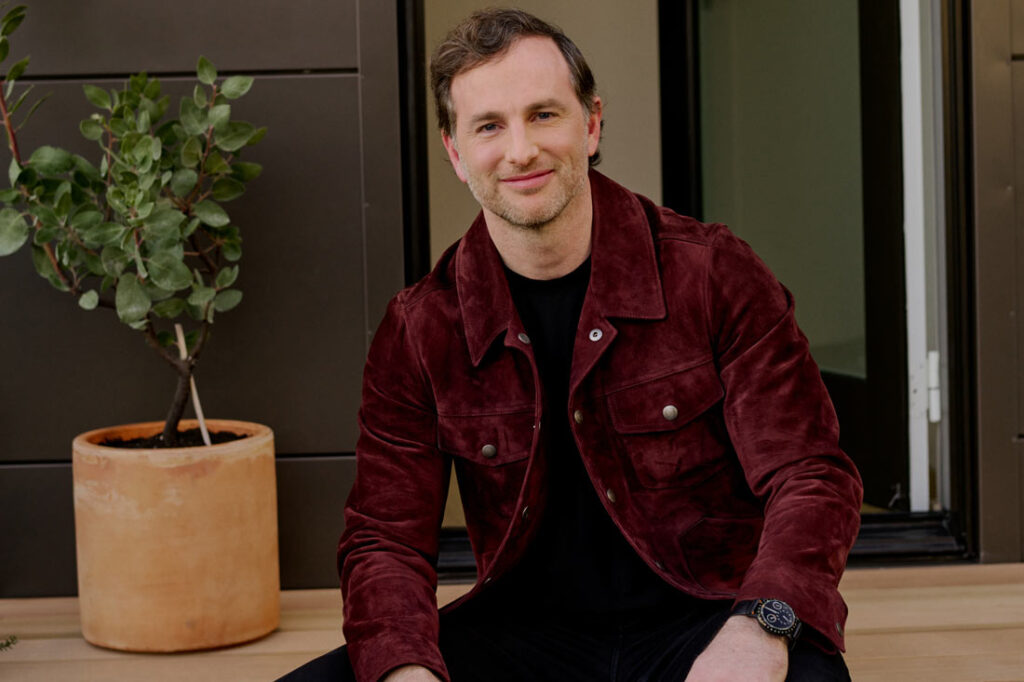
[{"x1": 461, "y1": 155, "x2": 588, "y2": 231}]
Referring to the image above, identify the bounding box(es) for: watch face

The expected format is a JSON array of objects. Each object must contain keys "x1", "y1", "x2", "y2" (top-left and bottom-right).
[{"x1": 757, "y1": 599, "x2": 797, "y2": 635}]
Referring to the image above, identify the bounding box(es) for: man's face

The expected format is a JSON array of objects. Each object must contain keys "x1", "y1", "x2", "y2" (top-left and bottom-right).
[{"x1": 442, "y1": 36, "x2": 602, "y2": 231}]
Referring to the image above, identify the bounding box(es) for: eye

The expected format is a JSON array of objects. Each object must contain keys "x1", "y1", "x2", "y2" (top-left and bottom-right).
[
  {"x1": 477, "y1": 122, "x2": 499, "y2": 134},
  {"x1": 536, "y1": 111, "x2": 556, "y2": 121}
]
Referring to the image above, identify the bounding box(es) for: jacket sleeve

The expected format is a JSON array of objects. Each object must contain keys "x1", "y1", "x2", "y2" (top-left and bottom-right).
[
  {"x1": 707, "y1": 226, "x2": 863, "y2": 652},
  {"x1": 338, "y1": 295, "x2": 451, "y2": 682}
]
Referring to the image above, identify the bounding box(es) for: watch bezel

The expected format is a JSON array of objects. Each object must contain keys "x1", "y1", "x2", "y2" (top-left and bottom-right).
[{"x1": 754, "y1": 598, "x2": 799, "y2": 638}]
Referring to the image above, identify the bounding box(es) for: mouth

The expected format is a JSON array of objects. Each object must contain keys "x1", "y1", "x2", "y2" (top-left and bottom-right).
[{"x1": 500, "y1": 169, "x2": 554, "y2": 190}]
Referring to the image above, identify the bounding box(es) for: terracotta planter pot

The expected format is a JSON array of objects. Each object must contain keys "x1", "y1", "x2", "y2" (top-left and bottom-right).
[{"x1": 72, "y1": 419, "x2": 280, "y2": 652}]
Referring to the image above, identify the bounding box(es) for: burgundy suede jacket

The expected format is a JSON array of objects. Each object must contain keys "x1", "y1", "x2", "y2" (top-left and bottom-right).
[{"x1": 338, "y1": 170, "x2": 863, "y2": 682}]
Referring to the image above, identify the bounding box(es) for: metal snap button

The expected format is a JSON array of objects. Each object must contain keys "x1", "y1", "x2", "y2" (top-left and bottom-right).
[
  {"x1": 605, "y1": 488, "x2": 617, "y2": 503},
  {"x1": 481, "y1": 444, "x2": 497, "y2": 458},
  {"x1": 573, "y1": 409, "x2": 584, "y2": 425},
  {"x1": 662, "y1": 405, "x2": 679, "y2": 421},
  {"x1": 588, "y1": 328, "x2": 603, "y2": 342},
  {"x1": 517, "y1": 332, "x2": 530, "y2": 344}
]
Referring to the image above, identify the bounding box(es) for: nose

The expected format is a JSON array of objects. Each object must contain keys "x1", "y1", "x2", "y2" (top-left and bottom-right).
[{"x1": 505, "y1": 122, "x2": 538, "y2": 167}]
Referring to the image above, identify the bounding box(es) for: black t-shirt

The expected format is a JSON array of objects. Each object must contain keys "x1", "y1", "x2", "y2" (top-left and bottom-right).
[{"x1": 490, "y1": 257, "x2": 684, "y2": 616}]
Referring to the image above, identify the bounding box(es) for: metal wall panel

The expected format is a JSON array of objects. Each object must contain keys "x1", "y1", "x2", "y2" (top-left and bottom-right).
[
  {"x1": 8, "y1": 0, "x2": 357, "y2": 74},
  {"x1": 0, "y1": 464, "x2": 78, "y2": 596},
  {"x1": 0, "y1": 2, "x2": 405, "y2": 594},
  {"x1": 971, "y1": 0, "x2": 1023, "y2": 562},
  {"x1": 1013, "y1": 0, "x2": 1024, "y2": 57},
  {"x1": 276, "y1": 456, "x2": 356, "y2": 589}
]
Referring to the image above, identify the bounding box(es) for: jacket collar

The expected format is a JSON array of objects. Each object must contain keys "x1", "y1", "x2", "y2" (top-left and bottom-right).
[{"x1": 456, "y1": 169, "x2": 666, "y2": 366}]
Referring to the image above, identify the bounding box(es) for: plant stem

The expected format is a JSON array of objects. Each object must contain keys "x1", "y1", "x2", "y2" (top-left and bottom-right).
[
  {"x1": 0, "y1": 80, "x2": 23, "y2": 161},
  {"x1": 162, "y1": 367, "x2": 192, "y2": 446}
]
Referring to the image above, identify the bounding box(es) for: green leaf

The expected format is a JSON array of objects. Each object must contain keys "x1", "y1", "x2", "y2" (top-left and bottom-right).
[
  {"x1": 70, "y1": 209, "x2": 103, "y2": 231},
  {"x1": 215, "y1": 265, "x2": 239, "y2": 288},
  {"x1": 220, "y1": 75, "x2": 254, "y2": 100},
  {"x1": 192, "y1": 200, "x2": 229, "y2": 227},
  {"x1": 196, "y1": 56, "x2": 217, "y2": 85},
  {"x1": 101, "y1": 245, "x2": 131, "y2": 276},
  {"x1": 116, "y1": 275, "x2": 150, "y2": 323},
  {"x1": 152, "y1": 297, "x2": 186, "y2": 318},
  {"x1": 246, "y1": 126, "x2": 267, "y2": 146},
  {"x1": 0, "y1": 187, "x2": 18, "y2": 202},
  {"x1": 0, "y1": 37, "x2": 9, "y2": 62},
  {"x1": 82, "y1": 84, "x2": 111, "y2": 110},
  {"x1": 182, "y1": 217, "x2": 200, "y2": 237},
  {"x1": 193, "y1": 83, "x2": 207, "y2": 108},
  {"x1": 79, "y1": 118, "x2": 104, "y2": 141},
  {"x1": 213, "y1": 288, "x2": 242, "y2": 312},
  {"x1": 187, "y1": 285, "x2": 216, "y2": 306},
  {"x1": 1, "y1": 10, "x2": 26, "y2": 37},
  {"x1": 156, "y1": 330, "x2": 175, "y2": 346},
  {"x1": 29, "y1": 145, "x2": 74, "y2": 174},
  {"x1": 31, "y1": 245, "x2": 68, "y2": 291},
  {"x1": 0, "y1": 207, "x2": 28, "y2": 255},
  {"x1": 143, "y1": 207, "x2": 185, "y2": 241},
  {"x1": 203, "y1": 149, "x2": 229, "y2": 175},
  {"x1": 208, "y1": 103, "x2": 230, "y2": 131},
  {"x1": 136, "y1": 108, "x2": 150, "y2": 133},
  {"x1": 230, "y1": 161, "x2": 262, "y2": 182},
  {"x1": 6, "y1": 83, "x2": 31, "y2": 114},
  {"x1": 78, "y1": 290, "x2": 99, "y2": 310},
  {"x1": 180, "y1": 136, "x2": 202, "y2": 168},
  {"x1": 4, "y1": 54, "x2": 27, "y2": 81},
  {"x1": 148, "y1": 251, "x2": 192, "y2": 291},
  {"x1": 88, "y1": 222, "x2": 124, "y2": 247},
  {"x1": 29, "y1": 203, "x2": 59, "y2": 228},
  {"x1": 7, "y1": 157, "x2": 19, "y2": 185},
  {"x1": 16, "y1": 92, "x2": 51, "y2": 131},
  {"x1": 222, "y1": 239, "x2": 241, "y2": 261},
  {"x1": 211, "y1": 177, "x2": 244, "y2": 201},
  {"x1": 214, "y1": 121, "x2": 254, "y2": 152},
  {"x1": 179, "y1": 97, "x2": 206, "y2": 136},
  {"x1": 170, "y1": 169, "x2": 198, "y2": 197}
]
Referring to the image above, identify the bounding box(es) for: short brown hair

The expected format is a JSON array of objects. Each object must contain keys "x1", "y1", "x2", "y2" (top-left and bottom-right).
[{"x1": 429, "y1": 8, "x2": 601, "y2": 165}]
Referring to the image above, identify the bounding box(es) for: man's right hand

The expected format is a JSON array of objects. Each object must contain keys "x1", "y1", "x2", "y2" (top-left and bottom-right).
[{"x1": 382, "y1": 664, "x2": 441, "y2": 681}]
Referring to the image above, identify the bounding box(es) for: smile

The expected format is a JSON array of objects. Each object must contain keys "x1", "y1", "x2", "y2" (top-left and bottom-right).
[{"x1": 500, "y1": 169, "x2": 554, "y2": 190}]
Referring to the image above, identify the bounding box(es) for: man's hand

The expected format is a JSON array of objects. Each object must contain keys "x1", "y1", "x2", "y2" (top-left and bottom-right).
[
  {"x1": 382, "y1": 664, "x2": 441, "y2": 681},
  {"x1": 685, "y1": 614, "x2": 789, "y2": 682}
]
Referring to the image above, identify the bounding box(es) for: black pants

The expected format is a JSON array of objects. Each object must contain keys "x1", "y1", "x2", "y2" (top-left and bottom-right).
[{"x1": 278, "y1": 597, "x2": 849, "y2": 682}]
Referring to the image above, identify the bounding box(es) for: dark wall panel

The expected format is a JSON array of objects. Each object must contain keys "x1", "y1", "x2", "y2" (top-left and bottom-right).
[
  {"x1": 0, "y1": 464, "x2": 78, "y2": 596},
  {"x1": 277, "y1": 456, "x2": 356, "y2": 589},
  {"x1": 1, "y1": 1, "x2": 406, "y2": 595},
  {"x1": 9, "y1": 0, "x2": 357, "y2": 74}
]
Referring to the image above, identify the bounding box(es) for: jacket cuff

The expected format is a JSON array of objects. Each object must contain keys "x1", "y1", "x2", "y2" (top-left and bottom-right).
[
  {"x1": 348, "y1": 632, "x2": 449, "y2": 682},
  {"x1": 734, "y1": 578, "x2": 848, "y2": 653}
]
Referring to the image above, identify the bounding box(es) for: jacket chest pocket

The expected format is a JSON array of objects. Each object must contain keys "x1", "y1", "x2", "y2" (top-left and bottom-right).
[
  {"x1": 606, "y1": 360, "x2": 725, "y2": 488},
  {"x1": 438, "y1": 412, "x2": 535, "y2": 465},
  {"x1": 438, "y1": 412, "x2": 535, "y2": 522}
]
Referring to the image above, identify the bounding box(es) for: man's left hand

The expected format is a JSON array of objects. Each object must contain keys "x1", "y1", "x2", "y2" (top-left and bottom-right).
[{"x1": 684, "y1": 614, "x2": 789, "y2": 682}]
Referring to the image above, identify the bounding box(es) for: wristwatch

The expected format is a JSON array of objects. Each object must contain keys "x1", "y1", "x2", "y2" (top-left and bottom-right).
[{"x1": 732, "y1": 598, "x2": 802, "y2": 646}]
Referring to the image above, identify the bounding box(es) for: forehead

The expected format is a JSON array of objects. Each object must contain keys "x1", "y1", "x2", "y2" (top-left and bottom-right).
[{"x1": 449, "y1": 36, "x2": 576, "y2": 120}]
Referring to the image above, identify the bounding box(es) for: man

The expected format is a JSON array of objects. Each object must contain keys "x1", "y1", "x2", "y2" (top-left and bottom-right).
[{"x1": 283, "y1": 8, "x2": 861, "y2": 682}]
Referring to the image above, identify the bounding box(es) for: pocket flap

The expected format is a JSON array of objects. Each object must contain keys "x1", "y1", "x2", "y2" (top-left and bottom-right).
[
  {"x1": 438, "y1": 412, "x2": 535, "y2": 465},
  {"x1": 608, "y1": 361, "x2": 724, "y2": 434}
]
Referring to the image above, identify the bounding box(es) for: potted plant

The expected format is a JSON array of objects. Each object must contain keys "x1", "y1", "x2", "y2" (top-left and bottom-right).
[{"x1": 0, "y1": 6, "x2": 278, "y2": 652}]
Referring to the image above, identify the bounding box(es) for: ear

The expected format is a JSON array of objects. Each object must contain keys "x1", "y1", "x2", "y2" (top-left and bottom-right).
[
  {"x1": 442, "y1": 132, "x2": 468, "y2": 183},
  {"x1": 585, "y1": 96, "x2": 603, "y2": 157}
]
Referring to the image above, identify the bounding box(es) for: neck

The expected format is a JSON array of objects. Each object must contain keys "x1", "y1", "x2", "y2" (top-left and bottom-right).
[{"x1": 485, "y1": 180, "x2": 593, "y2": 281}]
